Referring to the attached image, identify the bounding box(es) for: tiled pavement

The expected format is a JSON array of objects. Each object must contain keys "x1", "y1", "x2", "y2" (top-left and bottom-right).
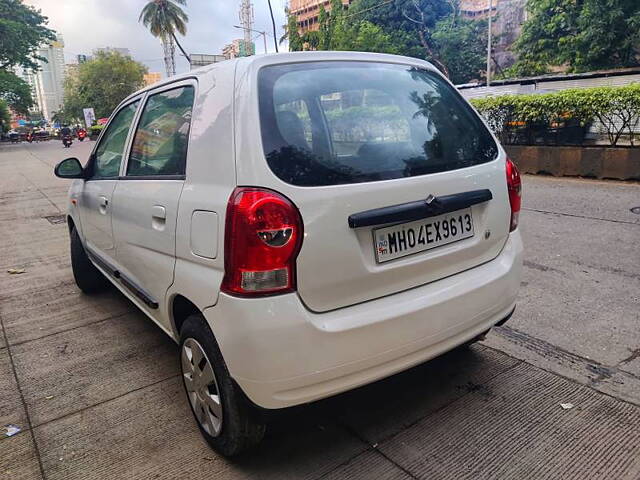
[{"x1": 1, "y1": 141, "x2": 639, "y2": 479}]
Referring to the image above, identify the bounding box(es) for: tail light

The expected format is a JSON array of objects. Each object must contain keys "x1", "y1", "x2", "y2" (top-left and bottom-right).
[
  {"x1": 221, "y1": 187, "x2": 303, "y2": 296},
  {"x1": 506, "y1": 157, "x2": 522, "y2": 231}
]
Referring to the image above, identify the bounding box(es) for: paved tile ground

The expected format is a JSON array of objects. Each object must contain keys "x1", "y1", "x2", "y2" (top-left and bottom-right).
[{"x1": 1, "y1": 141, "x2": 639, "y2": 479}]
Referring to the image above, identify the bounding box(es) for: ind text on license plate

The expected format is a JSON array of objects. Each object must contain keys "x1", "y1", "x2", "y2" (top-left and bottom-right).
[{"x1": 374, "y1": 208, "x2": 474, "y2": 263}]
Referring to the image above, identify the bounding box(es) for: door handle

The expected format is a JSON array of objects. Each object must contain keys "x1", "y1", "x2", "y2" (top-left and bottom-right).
[
  {"x1": 151, "y1": 205, "x2": 167, "y2": 231},
  {"x1": 152, "y1": 205, "x2": 166, "y2": 220},
  {"x1": 99, "y1": 196, "x2": 109, "y2": 207}
]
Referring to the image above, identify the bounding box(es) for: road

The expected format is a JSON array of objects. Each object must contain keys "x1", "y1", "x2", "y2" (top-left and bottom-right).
[{"x1": 1, "y1": 140, "x2": 639, "y2": 480}]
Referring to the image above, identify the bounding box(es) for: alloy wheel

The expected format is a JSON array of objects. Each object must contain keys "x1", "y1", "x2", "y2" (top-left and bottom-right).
[{"x1": 181, "y1": 338, "x2": 223, "y2": 436}]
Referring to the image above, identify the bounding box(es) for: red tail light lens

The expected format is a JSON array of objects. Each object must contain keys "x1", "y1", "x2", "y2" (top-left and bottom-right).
[
  {"x1": 221, "y1": 187, "x2": 303, "y2": 296},
  {"x1": 506, "y1": 157, "x2": 522, "y2": 231}
]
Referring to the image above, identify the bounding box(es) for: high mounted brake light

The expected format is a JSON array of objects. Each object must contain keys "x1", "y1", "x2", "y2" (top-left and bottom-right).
[{"x1": 221, "y1": 187, "x2": 303, "y2": 296}]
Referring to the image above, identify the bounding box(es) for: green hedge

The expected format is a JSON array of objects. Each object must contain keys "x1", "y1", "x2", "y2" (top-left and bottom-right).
[{"x1": 470, "y1": 84, "x2": 640, "y2": 146}]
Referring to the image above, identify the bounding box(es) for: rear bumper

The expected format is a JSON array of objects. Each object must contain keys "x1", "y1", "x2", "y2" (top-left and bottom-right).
[{"x1": 204, "y1": 231, "x2": 523, "y2": 409}]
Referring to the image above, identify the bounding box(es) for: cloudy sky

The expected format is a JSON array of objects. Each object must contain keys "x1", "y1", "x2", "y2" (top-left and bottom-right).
[{"x1": 25, "y1": 0, "x2": 288, "y2": 76}]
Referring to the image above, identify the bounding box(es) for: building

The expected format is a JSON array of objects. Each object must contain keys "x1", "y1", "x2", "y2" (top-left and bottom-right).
[
  {"x1": 12, "y1": 66, "x2": 38, "y2": 115},
  {"x1": 94, "y1": 47, "x2": 131, "y2": 57},
  {"x1": 290, "y1": 0, "x2": 351, "y2": 34},
  {"x1": 14, "y1": 36, "x2": 66, "y2": 121},
  {"x1": 460, "y1": 0, "x2": 527, "y2": 69},
  {"x1": 222, "y1": 39, "x2": 255, "y2": 59},
  {"x1": 143, "y1": 72, "x2": 162, "y2": 86},
  {"x1": 189, "y1": 54, "x2": 227, "y2": 70},
  {"x1": 37, "y1": 36, "x2": 66, "y2": 121},
  {"x1": 76, "y1": 54, "x2": 91, "y2": 64}
]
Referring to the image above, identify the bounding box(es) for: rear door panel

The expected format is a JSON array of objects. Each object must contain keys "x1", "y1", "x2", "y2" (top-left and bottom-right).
[{"x1": 288, "y1": 159, "x2": 510, "y2": 312}]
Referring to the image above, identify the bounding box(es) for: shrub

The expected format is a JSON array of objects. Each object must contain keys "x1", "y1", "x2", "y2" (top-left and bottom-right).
[{"x1": 470, "y1": 84, "x2": 640, "y2": 146}]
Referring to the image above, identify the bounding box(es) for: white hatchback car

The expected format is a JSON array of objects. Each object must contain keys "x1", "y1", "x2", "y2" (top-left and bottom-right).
[{"x1": 55, "y1": 51, "x2": 523, "y2": 456}]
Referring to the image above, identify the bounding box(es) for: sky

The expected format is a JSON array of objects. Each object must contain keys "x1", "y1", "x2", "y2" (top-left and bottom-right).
[{"x1": 25, "y1": 0, "x2": 289, "y2": 76}]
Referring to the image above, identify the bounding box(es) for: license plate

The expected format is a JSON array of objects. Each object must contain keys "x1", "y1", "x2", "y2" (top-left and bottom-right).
[{"x1": 374, "y1": 208, "x2": 474, "y2": 263}]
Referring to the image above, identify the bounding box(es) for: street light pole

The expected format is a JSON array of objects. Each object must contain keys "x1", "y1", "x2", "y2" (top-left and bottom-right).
[
  {"x1": 487, "y1": 0, "x2": 493, "y2": 86},
  {"x1": 233, "y1": 25, "x2": 268, "y2": 54}
]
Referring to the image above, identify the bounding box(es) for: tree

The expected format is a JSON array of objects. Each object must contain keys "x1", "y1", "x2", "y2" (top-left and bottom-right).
[
  {"x1": 0, "y1": 69, "x2": 33, "y2": 114},
  {"x1": 348, "y1": 0, "x2": 454, "y2": 72},
  {"x1": 0, "y1": 99, "x2": 10, "y2": 133},
  {"x1": 432, "y1": 15, "x2": 488, "y2": 84},
  {"x1": 0, "y1": 0, "x2": 55, "y2": 117},
  {"x1": 139, "y1": 0, "x2": 190, "y2": 77},
  {"x1": 317, "y1": 4, "x2": 330, "y2": 50},
  {"x1": 0, "y1": 0, "x2": 56, "y2": 70},
  {"x1": 282, "y1": 12, "x2": 304, "y2": 51},
  {"x1": 512, "y1": 0, "x2": 640, "y2": 75},
  {"x1": 63, "y1": 51, "x2": 147, "y2": 119},
  {"x1": 310, "y1": 0, "x2": 400, "y2": 54}
]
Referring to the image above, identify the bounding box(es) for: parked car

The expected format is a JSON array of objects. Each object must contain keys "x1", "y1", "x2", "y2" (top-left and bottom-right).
[{"x1": 54, "y1": 52, "x2": 523, "y2": 456}]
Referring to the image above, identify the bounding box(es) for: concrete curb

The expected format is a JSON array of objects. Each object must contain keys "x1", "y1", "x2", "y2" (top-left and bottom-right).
[{"x1": 505, "y1": 145, "x2": 640, "y2": 180}]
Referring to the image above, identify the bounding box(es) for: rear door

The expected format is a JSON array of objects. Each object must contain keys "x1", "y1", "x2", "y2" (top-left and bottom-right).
[
  {"x1": 78, "y1": 99, "x2": 140, "y2": 263},
  {"x1": 112, "y1": 82, "x2": 195, "y2": 321},
  {"x1": 252, "y1": 60, "x2": 511, "y2": 312}
]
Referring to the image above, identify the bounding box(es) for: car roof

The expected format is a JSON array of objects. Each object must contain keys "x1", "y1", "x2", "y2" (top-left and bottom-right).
[{"x1": 118, "y1": 51, "x2": 437, "y2": 107}]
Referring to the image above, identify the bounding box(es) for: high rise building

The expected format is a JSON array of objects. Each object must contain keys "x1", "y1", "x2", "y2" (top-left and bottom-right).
[
  {"x1": 222, "y1": 39, "x2": 255, "y2": 59},
  {"x1": 77, "y1": 54, "x2": 91, "y2": 64},
  {"x1": 289, "y1": 0, "x2": 352, "y2": 34},
  {"x1": 14, "y1": 36, "x2": 66, "y2": 121},
  {"x1": 143, "y1": 72, "x2": 162, "y2": 86},
  {"x1": 37, "y1": 36, "x2": 66, "y2": 121}
]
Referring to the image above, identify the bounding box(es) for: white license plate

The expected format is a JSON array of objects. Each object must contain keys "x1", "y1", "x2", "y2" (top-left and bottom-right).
[{"x1": 374, "y1": 208, "x2": 474, "y2": 263}]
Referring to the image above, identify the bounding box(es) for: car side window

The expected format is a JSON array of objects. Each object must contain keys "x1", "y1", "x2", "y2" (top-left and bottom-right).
[
  {"x1": 92, "y1": 101, "x2": 140, "y2": 179},
  {"x1": 127, "y1": 86, "x2": 195, "y2": 177}
]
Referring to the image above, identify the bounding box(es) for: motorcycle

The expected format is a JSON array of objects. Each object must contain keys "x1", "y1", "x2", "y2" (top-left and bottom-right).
[
  {"x1": 77, "y1": 129, "x2": 87, "y2": 142},
  {"x1": 62, "y1": 135, "x2": 73, "y2": 148},
  {"x1": 26, "y1": 132, "x2": 33, "y2": 143}
]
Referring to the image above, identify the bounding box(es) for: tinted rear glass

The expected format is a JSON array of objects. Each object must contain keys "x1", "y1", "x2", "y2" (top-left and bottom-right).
[{"x1": 258, "y1": 62, "x2": 498, "y2": 187}]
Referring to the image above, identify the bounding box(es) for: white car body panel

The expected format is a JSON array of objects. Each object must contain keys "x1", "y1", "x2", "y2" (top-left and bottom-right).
[{"x1": 65, "y1": 52, "x2": 522, "y2": 410}]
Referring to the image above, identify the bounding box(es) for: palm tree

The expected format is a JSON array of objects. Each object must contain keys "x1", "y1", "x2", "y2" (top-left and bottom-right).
[{"x1": 139, "y1": 0, "x2": 191, "y2": 77}]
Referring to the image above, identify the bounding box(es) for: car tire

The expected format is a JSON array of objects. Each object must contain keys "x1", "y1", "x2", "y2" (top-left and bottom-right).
[
  {"x1": 70, "y1": 226, "x2": 108, "y2": 294},
  {"x1": 179, "y1": 314, "x2": 266, "y2": 456}
]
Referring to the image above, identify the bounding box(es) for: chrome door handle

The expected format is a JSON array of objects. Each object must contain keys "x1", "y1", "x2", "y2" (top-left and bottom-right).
[
  {"x1": 99, "y1": 196, "x2": 109, "y2": 207},
  {"x1": 152, "y1": 205, "x2": 166, "y2": 220}
]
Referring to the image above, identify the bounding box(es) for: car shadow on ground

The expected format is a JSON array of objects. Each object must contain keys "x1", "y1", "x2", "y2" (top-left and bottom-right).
[{"x1": 228, "y1": 345, "x2": 502, "y2": 474}]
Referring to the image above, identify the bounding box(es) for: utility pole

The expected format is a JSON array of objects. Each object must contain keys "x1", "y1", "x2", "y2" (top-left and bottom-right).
[
  {"x1": 233, "y1": 25, "x2": 268, "y2": 54},
  {"x1": 267, "y1": 0, "x2": 279, "y2": 52},
  {"x1": 487, "y1": 0, "x2": 492, "y2": 86},
  {"x1": 239, "y1": 0, "x2": 255, "y2": 55}
]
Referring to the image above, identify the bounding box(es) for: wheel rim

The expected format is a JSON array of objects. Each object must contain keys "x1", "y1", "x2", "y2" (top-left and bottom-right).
[{"x1": 181, "y1": 338, "x2": 223, "y2": 436}]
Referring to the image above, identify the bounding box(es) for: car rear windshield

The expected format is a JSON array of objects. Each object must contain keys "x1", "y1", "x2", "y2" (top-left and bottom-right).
[{"x1": 258, "y1": 62, "x2": 498, "y2": 187}]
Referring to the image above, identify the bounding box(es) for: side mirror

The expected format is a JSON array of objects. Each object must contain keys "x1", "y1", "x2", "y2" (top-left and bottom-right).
[{"x1": 54, "y1": 157, "x2": 84, "y2": 179}]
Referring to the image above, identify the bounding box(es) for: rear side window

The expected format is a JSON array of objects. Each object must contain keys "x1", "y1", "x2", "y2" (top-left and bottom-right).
[
  {"x1": 127, "y1": 86, "x2": 194, "y2": 177},
  {"x1": 258, "y1": 62, "x2": 498, "y2": 186}
]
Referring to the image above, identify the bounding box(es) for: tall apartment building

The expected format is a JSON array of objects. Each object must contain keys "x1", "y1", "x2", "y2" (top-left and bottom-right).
[
  {"x1": 14, "y1": 35, "x2": 66, "y2": 121},
  {"x1": 289, "y1": 0, "x2": 352, "y2": 34},
  {"x1": 460, "y1": 0, "x2": 527, "y2": 69}
]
